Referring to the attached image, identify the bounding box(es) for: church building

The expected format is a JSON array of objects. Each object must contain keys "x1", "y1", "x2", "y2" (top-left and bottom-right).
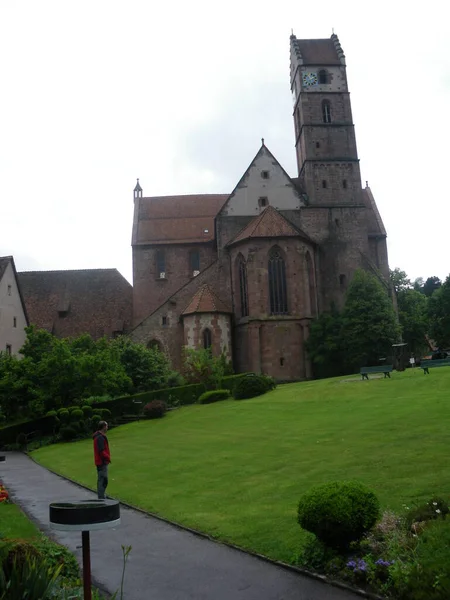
[{"x1": 130, "y1": 34, "x2": 390, "y2": 380}]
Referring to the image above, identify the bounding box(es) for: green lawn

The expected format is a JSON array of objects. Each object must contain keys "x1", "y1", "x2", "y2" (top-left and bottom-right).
[
  {"x1": 32, "y1": 368, "x2": 450, "y2": 563},
  {"x1": 0, "y1": 503, "x2": 40, "y2": 539}
]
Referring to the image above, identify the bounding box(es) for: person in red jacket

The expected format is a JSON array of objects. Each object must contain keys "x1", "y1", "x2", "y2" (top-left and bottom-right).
[{"x1": 93, "y1": 421, "x2": 111, "y2": 499}]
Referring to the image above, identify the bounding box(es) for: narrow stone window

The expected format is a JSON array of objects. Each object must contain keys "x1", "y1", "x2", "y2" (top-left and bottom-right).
[
  {"x1": 318, "y1": 69, "x2": 328, "y2": 84},
  {"x1": 280, "y1": 357, "x2": 285, "y2": 366},
  {"x1": 261, "y1": 170, "x2": 270, "y2": 179},
  {"x1": 268, "y1": 247, "x2": 288, "y2": 315},
  {"x1": 306, "y1": 251, "x2": 317, "y2": 317},
  {"x1": 7, "y1": 285, "x2": 11, "y2": 296},
  {"x1": 343, "y1": 179, "x2": 348, "y2": 189},
  {"x1": 203, "y1": 328, "x2": 212, "y2": 349},
  {"x1": 13, "y1": 317, "x2": 17, "y2": 328},
  {"x1": 190, "y1": 250, "x2": 200, "y2": 277},
  {"x1": 339, "y1": 274, "x2": 347, "y2": 287},
  {"x1": 335, "y1": 218, "x2": 340, "y2": 227},
  {"x1": 162, "y1": 316, "x2": 168, "y2": 326},
  {"x1": 316, "y1": 142, "x2": 320, "y2": 148},
  {"x1": 322, "y1": 180, "x2": 327, "y2": 189},
  {"x1": 258, "y1": 197, "x2": 268, "y2": 208},
  {"x1": 237, "y1": 254, "x2": 249, "y2": 317},
  {"x1": 322, "y1": 100, "x2": 332, "y2": 124},
  {"x1": 5, "y1": 344, "x2": 12, "y2": 355},
  {"x1": 156, "y1": 250, "x2": 166, "y2": 279}
]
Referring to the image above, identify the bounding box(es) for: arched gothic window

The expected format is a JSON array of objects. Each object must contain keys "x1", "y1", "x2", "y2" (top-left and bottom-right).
[
  {"x1": 305, "y1": 251, "x2": 316, "y2": 317},
  {"x1": 322, "y1": 100, "x2": 332, "y2": 124},
  {"x1": 318, "y1": 69, "x2": 328, "y2": 84},
  {"x1": 268, "y1": 247, "x2": 288, "y2": 315},
  {"x1": 203, "y1": 328, "x2": 212, "y2": 350},
  {"x1": 237, "y1": 254, "x2": 249, "y2": 317},
  {"x1": 148, "y1": 339, "x2": 162, "y2": 352}
]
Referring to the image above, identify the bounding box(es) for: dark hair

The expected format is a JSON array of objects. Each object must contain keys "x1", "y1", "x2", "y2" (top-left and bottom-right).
[{"x1": 98, "y1": 420, "x2": 108, "y2": 431}]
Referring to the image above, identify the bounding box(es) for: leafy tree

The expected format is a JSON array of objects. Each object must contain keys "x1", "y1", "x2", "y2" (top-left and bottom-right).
[
  {"x1": 428, "y1": 275, "x2": 450, "y2": 348},
  {"x1": 340, "y1": 270, "x2": 401, "y2": 369},
  {"x1": 422, "y1": 276, "x2": 442, "y2": 298},
  {"x1": 110, "y1": 336, "x2": 172, "y2": 393},
  {"x1": 390, "y1": 268, "x2": 412, "y2": 293},
  {"x1": 182, "y1": 348, "x2": 232, "y2": 389},
  {"x1": 306, "y1": 308, "x2": 345, "y2": 378},
  {"x1": 397, "y1": 289, "x2": 429, "y2": 356}
]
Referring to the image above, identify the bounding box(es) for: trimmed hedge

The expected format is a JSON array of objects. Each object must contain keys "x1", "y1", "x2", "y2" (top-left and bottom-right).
[
  {"x1": 233, "y1": 374, "x2": 273, "y2": 400},
  {"x1": 198, "y1": 390, "x2": 230, "y2": 404},
  {"x1": 220, "y1": 373, "x2": 253, "y2": 393},
  {"x1": 92, "y1": 383, "x2": 207, "y2": 417},
  {"x1": 0, "y1": 415, "x2": 59, "y2": 448}
]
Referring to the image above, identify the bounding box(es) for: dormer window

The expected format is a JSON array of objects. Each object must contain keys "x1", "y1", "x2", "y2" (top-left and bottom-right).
[
  {"x1": 258, "y1": 197, "x2": 268, "y2": 208},
  {"x1": 203, "y1": 228, "x2": 209, "y2": 235},
  {"x1": 261, "y1": 170, "x2": 270, "y2": 179}
]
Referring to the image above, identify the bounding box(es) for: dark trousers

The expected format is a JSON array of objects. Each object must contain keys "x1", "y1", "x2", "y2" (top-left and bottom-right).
[{"x1": 97, "y1": 464, "x2": 109, "y2": 499}]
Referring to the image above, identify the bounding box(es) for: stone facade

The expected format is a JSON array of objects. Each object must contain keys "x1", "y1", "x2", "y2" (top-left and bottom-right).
[{"x1": 130, "y1": 34, "x2": 391, "y2": 381}]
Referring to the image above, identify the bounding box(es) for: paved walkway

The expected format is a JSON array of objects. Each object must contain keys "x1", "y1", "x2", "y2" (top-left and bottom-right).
[{"x1": 0, "y1": 452, "x2": 361, "y2": 600}]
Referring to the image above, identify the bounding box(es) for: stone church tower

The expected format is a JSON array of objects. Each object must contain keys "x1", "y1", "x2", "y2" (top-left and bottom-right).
[{"x1": 130, "y1": 34, "x2": 390, "y2": 380}]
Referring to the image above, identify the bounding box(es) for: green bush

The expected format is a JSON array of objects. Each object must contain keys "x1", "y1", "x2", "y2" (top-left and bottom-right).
[
  {"x1": 98, "y1": 408, "x2": 111, "y2": 419},
  {"x1": 220, "y1": 373, "x2": 254, "y2": 393},
  {"x1": 401, "y1": 518, "x2": 450, "y2": 600},
  {"x1": 57, "y1": 409, "x2": 70, "y2": 424},
  {"x1": 45, "y1": 410, "x2": 57, "y2": 417},
  {"x1": 16, "y1": 432, "x2": 27, "y2": 448},
  {"x1": 405, "y1": 497, "x2": 449, "y2": 529},
  {"x1": 297, "y1": 481, "x2": 380, "y2": 549},
  {"x1": 59, "y1": 426, "x2": 77, "y2": 441},
  {"x1": 143, "y1": 401, "x2": 167, "y2": 419},
  {"x1": 70, "y1": 409, "x2": 83, "y2": 421},
  {"x1": 198, "y1": 390, "x2": 230, "y2": 404},
  {"x1": 91, "y1": 414, "x2": 102, "y2": 425},
  {"x1": 67, "y1": 406, "x2": 79, "y2": 413},
  {"x1": 233, "y1": 375, "x2": 272, "y2": 400},
  {"x1": 81, "y1": 405, "x2": 93, "y2": 417}
]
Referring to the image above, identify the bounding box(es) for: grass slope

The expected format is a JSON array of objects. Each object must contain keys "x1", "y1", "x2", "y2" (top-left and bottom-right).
[
  {"x1": 33, "y1": 369, "x2": 450, "y2": 563},
  {"x1": 0, "y1": 503, "x2": 40, "y2": 539}
]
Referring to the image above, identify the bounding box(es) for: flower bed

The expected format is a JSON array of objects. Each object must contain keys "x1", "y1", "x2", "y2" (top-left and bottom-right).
[{"x1": 0, "y1": 482, "x2": 9, "y2": 502}]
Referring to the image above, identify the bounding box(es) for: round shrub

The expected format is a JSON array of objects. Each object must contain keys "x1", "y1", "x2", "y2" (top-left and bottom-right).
[
  {"x1": 91, "y1": 415, "x2": 102, "y2": 429},
  {"x1": 60, "y1": 426, "x2": 77, "y2": 441},
  {"x1": 70, "y1": 409, "x2": 83, "y2": 421},
  {"x1": 233, "y1": 375, "x2": 271, "y2": 400},
  {"x1": 57, "y1": 409, "x2": 70, "y2": 424},
  {"x1": 81, "y1": 405, "x2": 93, "y2": 417},
  {"x1": 297, "y1": 481, "x2": 380, "y2": 549},
  {"x1": 98, "y1": 408, "x2": 111, "y2": 419},
  {"x1": 143, "y1": 401, "x2": 167, "y2": 419},
  {"x1": 67, "y1": 406, "x2": 79, "y2": 413},
  {"x1": 46, "y1": 410, "x2": 57, "y2": 417},
  {"x1": 198, "y1": 390, "x2": 230, "y2": 404}
]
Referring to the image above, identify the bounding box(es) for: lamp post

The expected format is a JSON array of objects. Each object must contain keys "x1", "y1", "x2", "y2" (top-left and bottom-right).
[{"x1": 49, "y1": 499, "x2": 120, "y2": 600}]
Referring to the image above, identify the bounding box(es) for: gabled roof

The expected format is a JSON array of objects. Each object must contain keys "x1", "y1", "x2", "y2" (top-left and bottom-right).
[
  {"x1": 218, "y1": 142, "x2": 305, "y2": 217},
  {"x1": 133, "y1": 194, "x2": 229, "y2": 245},
  {"x1": 227, "y1": 206, "x2": 313, "y2": 246},
  {"x1": 18, "y1": 268, "x2": 132, "y2": 339},
  {"x1": 0, "y1": 256, "x2": 30, "y2": 325},
  {"x1": 182, "y1": 284, "x2": 231, "y2": 316}
]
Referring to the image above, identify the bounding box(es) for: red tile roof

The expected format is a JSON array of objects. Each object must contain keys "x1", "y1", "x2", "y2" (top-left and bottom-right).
[
  {"x1": 228, "y1": 206, "x2": 312, "y2": 246},
  {"x1": 18, "y1": 269, "x2": 132, "y2": 339},
  {"x1": 182, "y1": 284, "x2": 231, "y2": 315},
  {"x1": 134, "y1": 194, "x2": 229, "y2": 245}
]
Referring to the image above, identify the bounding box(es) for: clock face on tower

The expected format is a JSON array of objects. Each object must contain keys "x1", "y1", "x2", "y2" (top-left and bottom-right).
[{"x1": 302, "y1": 72, "x2": 318, "y2": 88}]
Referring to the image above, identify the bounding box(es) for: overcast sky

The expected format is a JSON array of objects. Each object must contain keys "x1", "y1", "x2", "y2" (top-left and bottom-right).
[{"x1": 1, "y1": 0, "x2": 448, "y2": 285}]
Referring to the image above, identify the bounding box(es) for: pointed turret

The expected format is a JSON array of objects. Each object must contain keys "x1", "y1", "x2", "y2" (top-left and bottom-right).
[{"x1": 133, "y1": 178, "x2": 143, "y2": 201}]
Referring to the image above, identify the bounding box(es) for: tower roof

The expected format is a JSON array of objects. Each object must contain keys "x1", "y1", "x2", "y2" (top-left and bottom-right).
[
  {"x1": 290, "y1": 34, "x2": 345, "y2": 65},
  {"x1": 182, "y1": 284, "x2": 231, "y2": 316},
  {"x1": 227, "y1": 205, "x2": 313, "y2": 246},
  {"x1": 134, "y1": 178, "x2": 143, "y2": 192}
]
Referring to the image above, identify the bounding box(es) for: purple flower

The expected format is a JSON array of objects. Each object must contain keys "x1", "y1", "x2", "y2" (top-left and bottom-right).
[
  {"x1": 346, "y1": 560, "x2": 357, "y2": 569},
  {"x1": 375, "y1": 559, "x2": 393, "y2": 567},
  {"x1": 357, "y1": 559, "x2": 367, "y2": 572}
]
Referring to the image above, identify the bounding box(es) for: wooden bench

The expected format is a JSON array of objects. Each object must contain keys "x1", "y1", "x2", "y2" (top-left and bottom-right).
[
  {"x1": 420, "y1": 358, "x2": 450, "y2": 374},
  {"x1": 360, "y1": 365, "x2": 393, "y2": 380}
]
